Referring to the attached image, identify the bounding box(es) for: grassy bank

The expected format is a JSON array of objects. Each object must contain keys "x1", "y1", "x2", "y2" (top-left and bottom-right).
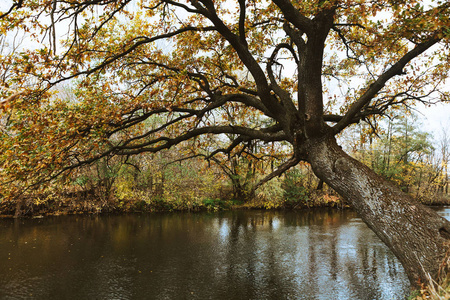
[
  {"x1": 409, "y1": 269, "x2": 450, "y2": 299},
  {"x1": 0, "y1": 185, "x2": 349, "y2": 218},
  {"x1": 1, "y1": 187, "x2": 449, "y2": 218},
  {"x1": 0, "y1": 193, "x2": 346, "y2": 218}
]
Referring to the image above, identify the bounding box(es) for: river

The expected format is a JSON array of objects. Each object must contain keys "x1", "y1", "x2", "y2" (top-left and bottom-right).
[{"x1": 1, "y1": 207, "x2": 448, "y2": 299}]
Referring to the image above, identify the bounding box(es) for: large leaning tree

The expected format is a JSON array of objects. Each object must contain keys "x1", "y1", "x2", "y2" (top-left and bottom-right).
[{"x1": 1, "y1": 0, "x2": 450, "y2": 287}]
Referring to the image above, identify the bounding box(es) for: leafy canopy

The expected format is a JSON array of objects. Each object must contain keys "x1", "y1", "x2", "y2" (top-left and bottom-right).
[{"x1": 0, "y1": 0, "x2": 449, "y2": 197}]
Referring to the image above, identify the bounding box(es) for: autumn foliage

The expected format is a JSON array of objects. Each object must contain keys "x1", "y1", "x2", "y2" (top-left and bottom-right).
[
  {"x1": 0, "y1": 0, "x2": 448, "y2": 213},
  {"x1": 0, "y1": 0, "x2": 448, "y2": 197},
  {"x1": 2, "y1": 0, "x2": 450, "y2": 288}
]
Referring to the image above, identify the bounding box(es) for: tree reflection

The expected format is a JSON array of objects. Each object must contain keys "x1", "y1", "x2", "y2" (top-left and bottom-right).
[{"x1": 0, "y1": 209, "x2": 410, "y2": 299}]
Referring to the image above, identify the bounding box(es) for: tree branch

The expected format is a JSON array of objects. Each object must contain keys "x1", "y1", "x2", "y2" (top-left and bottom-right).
[
  {"x1": 53, "y1": 25, "x2": 216, "y2": 84},
  {"x1": 271, "y1": 0, "x2": 313, "y2": 35},
  {"x1": 238, "y1": 0, "x2": 248, "y2": 47},
  {"x1": 251, "y1": 154, "x2": 300, "y2": 193},
  {"x1": 116, "y1": 125, "x2": 287, "y2": 155},
  {"x1": 192, "y1": 0, "x2": 286, "y2": 121},
  {"x1": 0, "y1": 0, "x2": 24, "y2": 19},
  {"x1": 267, "y1": 43, "x2": 298, "y2": 114},
  {"x1": 332, "y1": 37, "x2": 440, "y2": 134}
]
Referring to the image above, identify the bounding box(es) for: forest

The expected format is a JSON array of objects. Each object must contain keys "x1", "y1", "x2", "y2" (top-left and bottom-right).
[
  {"x1": 1, "y1": 111, "x2": 448, "y2": 216},
  {"x1": 1, "y1": 0, "x2": 450, "y2": 295}
]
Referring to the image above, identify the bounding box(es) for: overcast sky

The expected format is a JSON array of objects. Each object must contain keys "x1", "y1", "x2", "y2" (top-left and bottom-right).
[{"x1": 419, "y1": 103, "x2": 450, "y2": 140}]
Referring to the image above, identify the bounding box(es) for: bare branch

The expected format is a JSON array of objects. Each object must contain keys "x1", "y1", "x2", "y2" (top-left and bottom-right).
[
  {"x1": 157, "y1": 0, "x2": 200, "y2": 14},
  {"x1": 205, "y1": 136, "x2": 246, "y2": 159},
  {"x1": 116, "y1": 125, "x2": 287, "y2": 154},
  {"x1": 267, "y1": 43, "x2": 298, "y2": 113},
  {"x1": 251, "y1": 154, "x2": 300, "y2": 193},
  {"x1": 332, "y1": 37, "x2": 440, "y2": 134},
  {"x1": 52, "y1": 25, "x2": 216, "y2": 84},
  {"x1": 0, "y1": 0, "x2": 24, "y2": 19}
]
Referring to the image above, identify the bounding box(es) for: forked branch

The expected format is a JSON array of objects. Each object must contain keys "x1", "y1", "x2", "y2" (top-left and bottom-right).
[
  {"x1": 251, "y1": 153, "x2": 300, "y2": 194},
  {"x1": 332, "y1": 37, "x2": 440, "y2": 134}
]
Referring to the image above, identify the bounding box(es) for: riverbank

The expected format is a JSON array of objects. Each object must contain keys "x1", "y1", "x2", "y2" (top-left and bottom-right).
[
  {"x1": 1, "y1": 189, "x2": 449, "y2": 219},
  {"x1": 0, "y1": 192, "x2": 346, "y2": 218}
]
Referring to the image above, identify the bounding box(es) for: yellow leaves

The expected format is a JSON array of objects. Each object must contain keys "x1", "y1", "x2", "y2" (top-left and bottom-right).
[{"x1": 0, "y1": 0, "x2": 448, "y2": 200}]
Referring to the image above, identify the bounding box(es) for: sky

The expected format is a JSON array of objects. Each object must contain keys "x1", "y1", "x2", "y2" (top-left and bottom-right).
[{"x1": 418, "y1": 102, "x2": 450, "y2": 140}]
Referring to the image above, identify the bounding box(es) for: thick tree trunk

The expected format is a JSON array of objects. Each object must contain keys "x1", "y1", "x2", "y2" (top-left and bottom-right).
[{"x1": 306, "y1": 135, "x2": 450, "y2": 287}]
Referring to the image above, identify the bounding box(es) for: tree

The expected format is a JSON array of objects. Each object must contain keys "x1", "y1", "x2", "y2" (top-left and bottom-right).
[
  {"x1": 1, "y1": 0, "x2": 450, "y2": 287},
  {"x1": 438, "y1": 125, "x2": 450, "y2": 195},
  {"x1": 354, "y1": 113, "x2": 436, "y2": 193}
]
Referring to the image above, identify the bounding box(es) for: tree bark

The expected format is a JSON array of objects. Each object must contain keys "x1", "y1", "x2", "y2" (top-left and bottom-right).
[{"x1": 306, "y1": 134, "x2": 450, "y2": 287}]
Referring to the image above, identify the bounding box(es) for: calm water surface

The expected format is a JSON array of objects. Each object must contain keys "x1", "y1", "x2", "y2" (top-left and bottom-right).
[{"x1": 1, "y1": 208, "x2": 448, "y2": 300}]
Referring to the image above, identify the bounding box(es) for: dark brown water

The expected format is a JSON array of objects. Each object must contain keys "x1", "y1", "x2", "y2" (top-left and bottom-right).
[{"x1": 2, "y1": 207, "x2": 444, "y2": 300}]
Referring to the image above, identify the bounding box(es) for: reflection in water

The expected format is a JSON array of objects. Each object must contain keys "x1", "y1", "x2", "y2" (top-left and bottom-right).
[{"x1": 0, "y1": 208, "x2": 432, "y2": 299}]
